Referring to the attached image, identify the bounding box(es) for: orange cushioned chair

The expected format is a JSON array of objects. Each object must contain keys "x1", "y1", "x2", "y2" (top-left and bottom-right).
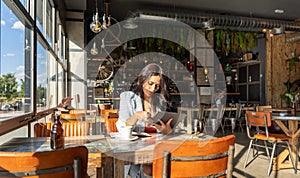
[
  {"x1": 152, "y1": 135, "x2": 235, "y2": 178},
  {"x1": 244, "y1": 111, "x2": 296, "y2": 176},
  {"x1": 0, "y1": 146, "x2": 88, "y2": 178}
]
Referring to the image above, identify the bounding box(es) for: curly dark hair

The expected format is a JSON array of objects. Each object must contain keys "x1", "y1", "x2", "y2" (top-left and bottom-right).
[{"x1": 129, "y1": 63, "x2": 171, "y2": 110}]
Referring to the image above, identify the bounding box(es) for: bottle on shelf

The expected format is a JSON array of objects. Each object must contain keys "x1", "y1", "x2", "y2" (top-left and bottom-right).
[{"x1": 50, "y1": 112, "x2": 64, "y2": 149}]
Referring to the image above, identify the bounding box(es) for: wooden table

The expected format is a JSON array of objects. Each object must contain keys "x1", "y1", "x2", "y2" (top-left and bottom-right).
[
  {"x1": 101, "y1": 133, "x2": 214, "y2": 178},
  {"x1": 0, "y1": 133, "x2": 213, "y2": 178},
  {"x1": 272, "y1": 113, "x2": 300, "y2": 171},
  {"x1": 264, "y1": 108, "x2": 292, "y2": 113},
  {"x1": 204, "y1": 106, "x2": 254, "y2": 112},
  {"x1": 0, "y1": 135, "x2": 111, "y2": 177}
]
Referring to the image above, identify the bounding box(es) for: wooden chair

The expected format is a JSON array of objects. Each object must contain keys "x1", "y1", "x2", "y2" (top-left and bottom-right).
[
  {"x1": 152, "y1": 135, "x2": 235, "y2": 178},
  {"x1": 256, "y1": 105, "x2": 272, "y2": 112},
  {"x1": 0, "y1": 146, "x2": 88, "y2": 178},
  {"x1": 244, "y1": 111, "x2": 296, "y2": 176},
  {"x1": 61, "y1": 109, "x2": 87, "y2": 121},
  {"x1": 34, "y1": 121, "x2": 90, "y2": 137},
  {"x1": 104, "y1": 111, "x2": 119, "y2": 133},
  {"x1": 256, "y1": 105, "x2": 284, "y2": 134}
]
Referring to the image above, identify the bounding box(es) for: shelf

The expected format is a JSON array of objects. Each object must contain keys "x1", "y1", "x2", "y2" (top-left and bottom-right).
[
  {"x1": 225, "y1": 92, "x2": 240, "y2": 95},
  {"x1": 238, "y1": 81, "x2": 260, "y2": 85},
  {"x1": 232, "y1": 60, "x2": 261, "y2": 66}
]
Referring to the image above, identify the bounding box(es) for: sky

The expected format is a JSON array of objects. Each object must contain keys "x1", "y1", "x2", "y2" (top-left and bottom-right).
[{"x1": 0, "y1": 0, "x2": 47, "y2": 88}]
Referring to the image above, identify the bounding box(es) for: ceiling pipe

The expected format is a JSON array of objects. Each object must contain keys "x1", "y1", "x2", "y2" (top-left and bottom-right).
[
  {"x1": 128, "y1": 9, "x2": 300, "y2": 32},
  {"x1": 286, "y1": 33, "x2": 300, "y2": 43}
]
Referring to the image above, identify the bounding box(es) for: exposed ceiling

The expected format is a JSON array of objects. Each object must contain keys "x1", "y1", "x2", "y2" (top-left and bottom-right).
[
  {"x1": 62, "y1": 0, "x2": 300, "y2": 81},
  {"x1": 64, "y1": 0, "x2": 300, "y2": 22}
]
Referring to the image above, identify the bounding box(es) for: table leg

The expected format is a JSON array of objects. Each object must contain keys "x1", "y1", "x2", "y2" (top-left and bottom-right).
[
  {"x1": 272, "y1": 120, "x2": 300, "y2": 171},
  {"x1": 101, "y1": 153, "x2": 114, "y2": 178},
  {"x1": 114, "y1": 158, "x2": 125, "y2": 178}
]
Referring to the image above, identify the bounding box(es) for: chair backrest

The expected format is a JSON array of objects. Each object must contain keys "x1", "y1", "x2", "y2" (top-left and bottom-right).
[
  {"x1": 256, "y1": 105, "x2": 272, "y2": 112},
  {"x1": 34, "y1": 121, "x2": 90, "y2": 137},
  {"x1": 245, "y1": 111, "x2": 272, "y2": 127},
  {"x1": 0, "y1": 146, "x2": 88, "y2": 178},
  {"x1": 34, "y1": 122, "x2": 52, "y2": 137},
  {"x1": 69, "y1": 109, "x2": 87, "y2": 115},
  {"x1": 208, "y1": 104, "x2": 225, "y2": 120},
  {"x1": 235, "y1": 103, "x2": 243, "y2": 119},
  {"x1": 198, "y1": 104, "x2": 206, "y2": 120},
  {"x1": 216, "y1": 104, "x2": 225, "y2": 120},
  {"x1": 152, "y1": 135, "x2": 235, "y2": 178},
  {"x1": 245, "y1": 111, "x2": 272, "y2": 138},
  {"x1": 105, "y1": 117, "x2": 118, "y2": 133}
]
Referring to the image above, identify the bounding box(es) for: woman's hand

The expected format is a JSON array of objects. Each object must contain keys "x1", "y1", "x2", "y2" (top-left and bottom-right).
[
  {"x1": 126, "y1": 111, "x2": 152, "y2": 126},
  {"x1": 153, "y1": 118, "x2": 173, "y2": 135}
]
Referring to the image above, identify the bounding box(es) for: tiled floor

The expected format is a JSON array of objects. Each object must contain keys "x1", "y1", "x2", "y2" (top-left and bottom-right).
[{"x1": 219, "y1": 130, "x2": 299, "y2": 178}]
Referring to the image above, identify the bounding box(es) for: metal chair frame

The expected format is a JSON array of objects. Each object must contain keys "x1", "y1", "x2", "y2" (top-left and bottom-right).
[
  {"x1": 223, "y1": 103, "x2": 244, "y2": 133},
  {"x1": 244, "y1": 111, "x2": 296, "y2": 176}
]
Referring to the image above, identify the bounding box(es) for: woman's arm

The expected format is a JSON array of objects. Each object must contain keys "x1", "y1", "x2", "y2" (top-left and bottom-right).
[{"x1": 117, "y1": 91, "x2": 149, "y2": 130}]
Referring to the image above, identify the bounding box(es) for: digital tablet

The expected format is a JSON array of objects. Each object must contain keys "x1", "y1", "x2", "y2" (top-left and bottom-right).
[{"x1": 150, "y1": 111, "x2": 186, "y2": 128}]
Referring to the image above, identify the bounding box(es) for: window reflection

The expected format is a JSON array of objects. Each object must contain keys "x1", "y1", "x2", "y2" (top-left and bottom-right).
[
  {"x1": 0, "y1": 1, "x2": 32, "y2": 118},
  {"x1": 36, "y1": 42, "x2": 47, "y2": 111},
  {"x1": 46, "y1": 0, "x2": 53, "y2": 46},
  {"x1": 36, "y1": 0, "x2": 44, "y2": 32}
]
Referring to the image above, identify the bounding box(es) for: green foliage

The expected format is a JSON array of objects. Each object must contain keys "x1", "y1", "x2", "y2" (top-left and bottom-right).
[
  {"x1": 214, "y1": 30, "x2": 257, "y2": 57},
  {"x1": 288, "y1": 57, "x2": 299, "y2": 71},
  {"x1": 282, "y1": 79, "x2": 300, "y2": 105},
  {"x1": 0, "y1": 73, "x2": 19, "y2": 101}
]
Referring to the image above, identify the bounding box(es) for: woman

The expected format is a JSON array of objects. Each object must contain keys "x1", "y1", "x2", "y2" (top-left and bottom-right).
[
  {"x1": 116, "y1": 63, "x2": 173, "y2": 135},
  {"x1": 116, "y1": 63, "x2": 173, "y2": 177}
]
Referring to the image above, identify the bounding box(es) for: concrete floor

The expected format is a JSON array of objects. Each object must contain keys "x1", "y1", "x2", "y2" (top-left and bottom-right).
[{"x1": 220, "y1": 130, "x2": 299, "y2": 178}]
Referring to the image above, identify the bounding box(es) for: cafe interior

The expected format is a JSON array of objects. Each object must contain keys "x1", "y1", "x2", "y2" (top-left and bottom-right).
[{"x1": 1, "y1": 0, "x2": 300, "y2": 177}]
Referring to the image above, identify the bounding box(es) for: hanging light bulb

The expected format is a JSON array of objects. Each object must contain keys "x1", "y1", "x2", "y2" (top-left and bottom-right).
[
  {"x1": 203, "y1": 68, "x2": 209, "y2": 83},
  {"x1": 90, "y1": 12, "x2": 102, "y2": 33},
  {"x1": 90, "y1": 41, "x2": 98, "y2": 55},
  {"x1": 90, "y1": 1, "x2": 113, "y2": 33},
  {"x1": 203, "y1": 68, "x2": 208, "y2": 75},
  {"x1": 102, "y1": 14, "x2": 107, "y2": 29},
  {"x1": 205, "y1": 75, "x2": 209, "y2": 83},
  {"x1": 107, "y1": 15, "x2": 111, "y2": 26},
  {"x1": 101, "y1": 39, "x2": 105, "y2": 49}
]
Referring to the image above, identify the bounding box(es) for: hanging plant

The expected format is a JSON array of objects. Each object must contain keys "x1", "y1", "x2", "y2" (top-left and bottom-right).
[
  {"x1": 215, "y1": 30, "x2": 221, "y2": 48},
  {"x1": 237, "y1": 32, "x2": 245, "y2": 51},
  {"x1": 244, "y1": 32, "x2": 257, "y2": 51},
  {"x1": 231, "y1": 32, "x2": 240, "y2": 53},
  {"x1": 214, "y1": 30, "x2": 257, "y2": 56},
  {"x1": 225, "y1": 32, "x2": 231, "y2": 56},
  {"x1": 220, "y1": 30, "x2": 226, "y2": 54}
]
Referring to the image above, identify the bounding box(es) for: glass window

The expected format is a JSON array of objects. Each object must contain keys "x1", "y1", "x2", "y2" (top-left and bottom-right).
[
  {"x1": 58, "y1": 24, "x2": 65, "y2": 61},
  {"x1": 45, "y1": 0, "x2": 53, "y2": 46},
  {"x1": 36, "y1": 0, "x2": 44, "y2": 32},
  {"x1": 48, "y1": 53, "x2": 57, "y2": 108},
  {"x1": 20, "y1": 0, "x2": 25, "y2": 7},
  {"x1": 0, "y1": 1, "x2": 32, "y2": 118},
  {"x1": 36, "y1": 42, "x2": 47, "y2": 111},
  {"x1": 57, "y1": 64, "x2": 65, "y2": 102}
]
